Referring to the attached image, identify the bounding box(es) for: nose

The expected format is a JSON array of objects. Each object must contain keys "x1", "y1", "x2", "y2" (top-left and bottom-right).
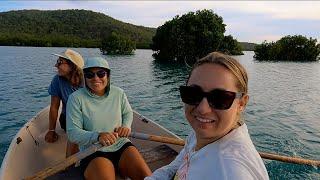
[
  {"x1": 92, "y1": 73, "x2": 100, "y2": 80},
  {"x1": 196, "y1": 97, "x2": 212, "y2": 115}
]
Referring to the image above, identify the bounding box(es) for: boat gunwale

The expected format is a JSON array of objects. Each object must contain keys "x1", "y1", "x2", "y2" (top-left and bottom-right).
[
  {"x1": 133, "y1": 110, "x2": 183, "y2": 140},
  {"x1": 0, "y1": 106, "x2": 51, "y2": 178}
]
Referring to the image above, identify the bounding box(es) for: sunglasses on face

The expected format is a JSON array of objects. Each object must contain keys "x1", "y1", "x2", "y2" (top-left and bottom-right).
[
  {"x1": 84, "y1": 70, "x2": 108, "y2": 79},
  {"x1": 179, "y1": 85, "x2": 243, "y2": 110},
  {"x1": 56, "y1": 58, "x2": 69, "y2": 66}
]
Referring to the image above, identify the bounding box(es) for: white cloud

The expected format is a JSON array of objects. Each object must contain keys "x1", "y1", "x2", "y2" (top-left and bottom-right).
[
  {"x1": 217, "y1": 1, "x2": 320, "y2": 20},
  {"x1": 3, "y1": 1, "x2": 320, "y2": 24},
  {"x1": 94, "y1": 1, "x2": 320, "y2": 21}
]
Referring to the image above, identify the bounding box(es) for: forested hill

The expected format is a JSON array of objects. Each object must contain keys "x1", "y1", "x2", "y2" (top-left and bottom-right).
[
  {"x1": 0, "y1": 9, "x2": 255, "y2": 50},
  {"x1": 0, "y1": 9, "x2": 155, "y2": 48}
]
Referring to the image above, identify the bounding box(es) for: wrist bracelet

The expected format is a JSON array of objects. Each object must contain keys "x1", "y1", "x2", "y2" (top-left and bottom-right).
[{"x1": 49, "y1": 129, "x2": 55, "y2": 132}]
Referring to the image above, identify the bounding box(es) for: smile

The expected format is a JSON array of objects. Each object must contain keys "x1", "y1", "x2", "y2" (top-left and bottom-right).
[{"x1": 195, "y1": 116, "x2": 215, "y2": 123}]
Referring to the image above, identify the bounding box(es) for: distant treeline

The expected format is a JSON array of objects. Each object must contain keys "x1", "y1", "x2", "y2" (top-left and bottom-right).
[
  {"x1": 0, "y1": 9, "x2": 155, "y2": 49},
  {"x1": 254, "y1": 35, "x2": 320, "y2": 61},
  {"x1": 100, "y1": 32, "x2": 136, "y2": 55},
  {"x1": 240, "y1": 42, "x2": 256, "y2": 51},
  {"x1": 0, "y1": 9, "x2": 255, "y2": 52}
]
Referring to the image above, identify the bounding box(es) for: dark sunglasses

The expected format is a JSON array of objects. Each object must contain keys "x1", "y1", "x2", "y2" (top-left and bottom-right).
[
  {"x1": 56, "y1": 58, "x2": 69, "y2": 66},
  {"x1": 84, "y1": 70, "x2": 108, "y2": 79},
  {"x1": 179, "y1": 86, "x2": 243, "y2": 110}
]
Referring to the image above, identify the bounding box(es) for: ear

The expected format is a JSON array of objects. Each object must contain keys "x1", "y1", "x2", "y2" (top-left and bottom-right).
[{"x1": 238, "y1": 94, "x2": 249, "y2": 112}]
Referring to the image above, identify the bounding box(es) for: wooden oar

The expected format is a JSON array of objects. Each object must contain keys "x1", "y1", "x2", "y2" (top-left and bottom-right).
[
  {"x1": 130, "y1": 132, "x2": 320, "y2": 167},
  {"x1": 25, "y1": 143, "x2": 103, "y2": 180}
]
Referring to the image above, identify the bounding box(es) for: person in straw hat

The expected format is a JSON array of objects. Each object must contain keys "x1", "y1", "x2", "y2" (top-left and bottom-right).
[{"x1": 45, "y1": 49, "x2": 84, "y2": 157}]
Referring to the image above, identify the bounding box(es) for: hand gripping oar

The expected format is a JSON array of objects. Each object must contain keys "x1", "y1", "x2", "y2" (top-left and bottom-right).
[
  {"x1": 25, "y1": 143, "x2": 103, "y2": 180},
  {"x1": 130, "y1": 132, "x2": 320, "y2": 167}
]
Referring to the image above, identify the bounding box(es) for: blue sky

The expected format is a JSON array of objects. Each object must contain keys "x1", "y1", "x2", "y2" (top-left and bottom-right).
[{"x1": 0, "y1": 1, "x2": 319, "y2": 43}]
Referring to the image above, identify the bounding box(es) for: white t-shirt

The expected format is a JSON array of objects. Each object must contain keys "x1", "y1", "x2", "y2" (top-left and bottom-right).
[{"x1": 145, "y1": 124, "x2": 269, "y2": 180}]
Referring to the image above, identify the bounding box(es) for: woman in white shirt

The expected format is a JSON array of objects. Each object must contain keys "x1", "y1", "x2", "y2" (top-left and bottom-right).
[{"x1": 146, "y1": 52, "x2": 269, "y2": 180}]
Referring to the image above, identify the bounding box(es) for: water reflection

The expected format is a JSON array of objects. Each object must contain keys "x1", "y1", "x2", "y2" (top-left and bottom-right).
[
  {"x1": 151, "y1": 61, "x2": 189, "y2": 85},
  {"x1": 150, "y1": 61, "x2": 191, "y2": 137}
]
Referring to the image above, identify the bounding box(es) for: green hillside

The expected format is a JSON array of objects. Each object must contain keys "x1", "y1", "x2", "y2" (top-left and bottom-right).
[
  {"x1": 0, "y1": 9, "x2": 155, "y2": 48},
  {"x1": 0, "y1": 9, "x2": 255, "y2": 50}
]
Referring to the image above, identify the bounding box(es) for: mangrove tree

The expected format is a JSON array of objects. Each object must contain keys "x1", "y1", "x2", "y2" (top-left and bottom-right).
[
  {"x1": 151, "y1": 9, "x2": 243, "y2": 63},
  {"x1": 254, "y1": 35, "x2": 320, "y2": 61}
]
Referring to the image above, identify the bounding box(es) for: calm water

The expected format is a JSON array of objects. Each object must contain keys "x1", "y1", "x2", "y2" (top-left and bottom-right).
[{"x1": 0, "y1": 47, "x2": 319, "y2": 179}]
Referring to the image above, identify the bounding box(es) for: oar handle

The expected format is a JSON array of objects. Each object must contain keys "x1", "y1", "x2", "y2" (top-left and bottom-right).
[
  {"x1": 25, "y1": 143, "x2": 103, "y2": 180},
  {"x1": 259, "y1": 152, "x2": 320, "y2": 167},
  {"x1": 130, "y1": 132, "x2": 320, "y2": 167},
  {"x1": 130, "y1": 132, "x2": 185, "y2": 146}
]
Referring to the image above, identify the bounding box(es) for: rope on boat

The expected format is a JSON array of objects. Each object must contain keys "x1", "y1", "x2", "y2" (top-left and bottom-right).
[{"x1": 26, "y1": 126, "x2": 39, "y2": 146}]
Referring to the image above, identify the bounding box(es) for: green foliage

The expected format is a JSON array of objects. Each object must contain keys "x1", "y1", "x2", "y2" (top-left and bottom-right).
[
  {"x1": 219, "y1": 35, "x2": 243, "y2": 55},
  {"x1": 151, "y1": 9, "x2": 243, "y2": 63},
  {"x1": 100, "y1": 32, "x2": 136, "y2": 55},
  {"x1": 0, "y1": 9, "x2": 155, "y2": 49},
  {"x1": 254, "y1": 35, "x2": 320, "y2": 61},
  {"x1": 0, "y1": 32, "x2": 100, "y2": 47}
]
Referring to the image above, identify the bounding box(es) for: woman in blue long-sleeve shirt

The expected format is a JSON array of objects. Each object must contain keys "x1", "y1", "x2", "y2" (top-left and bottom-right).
[{"x1": 67, "y1": 57, "x2": 151, "y2": 180}]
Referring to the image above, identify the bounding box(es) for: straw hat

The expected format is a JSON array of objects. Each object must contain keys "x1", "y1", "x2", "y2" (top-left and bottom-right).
[{"x1": 52, "y1": 49, "x2": 84, "y2": 68}]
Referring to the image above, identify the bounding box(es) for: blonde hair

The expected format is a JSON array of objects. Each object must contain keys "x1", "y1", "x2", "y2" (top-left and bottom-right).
[
  {"x1": 188, "y1": 52, "x2": 248, "y2": 94},
  {"x1": 187, "y1": 52, "x2": 248, "y2": 125}
]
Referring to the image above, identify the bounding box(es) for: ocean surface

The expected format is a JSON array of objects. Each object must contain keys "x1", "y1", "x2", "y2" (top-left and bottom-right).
[{"x1": 0, "y1": 46, "x2": 319, "y2": 179}]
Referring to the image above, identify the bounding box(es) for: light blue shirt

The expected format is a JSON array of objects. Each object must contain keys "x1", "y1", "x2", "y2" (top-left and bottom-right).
[{"x1": 66, "y1": 85, "x2": 133, "y2": 152}]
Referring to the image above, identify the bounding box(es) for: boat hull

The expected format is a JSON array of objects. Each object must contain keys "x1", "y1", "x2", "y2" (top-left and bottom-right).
[{"x1": 0, "y1": 106, "x2": 182, "y2": 180}]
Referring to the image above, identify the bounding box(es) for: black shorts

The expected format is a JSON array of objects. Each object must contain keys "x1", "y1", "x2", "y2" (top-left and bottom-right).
[
  {"x1": 59, "y1": 113, "x2": 66, "y2": 131},
  {"x1": 80, "y1": 142, "x2": 134, "y2": 174}
]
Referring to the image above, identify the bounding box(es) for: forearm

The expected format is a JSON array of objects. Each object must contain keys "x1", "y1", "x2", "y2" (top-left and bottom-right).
[
  {"x1": 49, "y1": 96, "x2": 61, "y2": 131},
  {"x1": 122, "y1": 110, "x2": 133, "y2": 128},
  {"x1": 67, "y1": 127, "x2": 99, "y2": 145},
  {"x1": 48, "y1": 107, "x2": 58, "y2": 130},
  {"x1": 121, "y1": 93, "x2": 133, "y2": 127}
]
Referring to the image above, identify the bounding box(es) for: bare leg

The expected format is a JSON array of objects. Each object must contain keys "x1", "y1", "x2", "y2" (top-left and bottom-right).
[
  {"x1": 119, "y1": 146, "x2": 152, "y2": 180},
  {"x1": 84, "y1": 157, "x2": 116, "y2": 180},
  {"x1": 66, "y1": 141, "x2": 79, "y2": 157}
]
